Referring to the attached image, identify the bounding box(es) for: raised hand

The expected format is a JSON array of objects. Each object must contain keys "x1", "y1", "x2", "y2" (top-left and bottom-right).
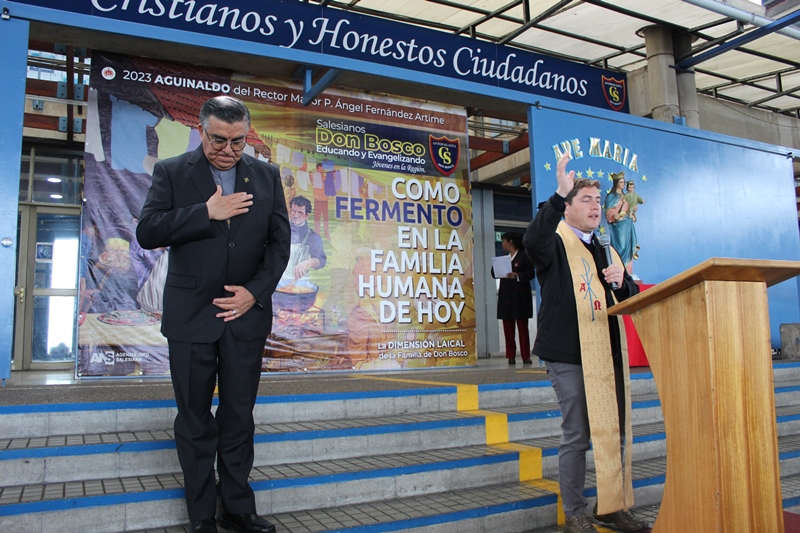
[{"x1": 555, "y1": 152, "x2": 576, "y2": 198}]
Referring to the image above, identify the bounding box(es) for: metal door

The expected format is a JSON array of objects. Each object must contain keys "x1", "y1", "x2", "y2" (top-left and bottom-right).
[{"x1": 13, "y1": 206, "x2": 81, "y2": 371}]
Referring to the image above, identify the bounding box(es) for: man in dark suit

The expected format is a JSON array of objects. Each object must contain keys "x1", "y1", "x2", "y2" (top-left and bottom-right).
[{"x1": 137, "y1": 96, "x2": 290, "y2": 533}]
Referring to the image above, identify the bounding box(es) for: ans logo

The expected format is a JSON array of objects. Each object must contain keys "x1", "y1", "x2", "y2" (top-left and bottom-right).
[
  {"x1": 90, "y1": 351, "x2": 116, "y2": 365},
  {"x1": 602, "y1": 76, "x2": 626, "y2": 112},
  {"x1": 101, "y1": 67, "x2": 116, "y2": 81},
  {"x1": 429, "y1": 135, "x2": 460, "y2": 176}
]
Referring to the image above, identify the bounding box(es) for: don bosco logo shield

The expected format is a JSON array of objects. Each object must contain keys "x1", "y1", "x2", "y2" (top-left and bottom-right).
[
  {"x1": 429, "y1": 135, "x2": 460, "y2": 176},
  {"x1": 602, "y1": 76, "x2": 626, "y2": 111}
]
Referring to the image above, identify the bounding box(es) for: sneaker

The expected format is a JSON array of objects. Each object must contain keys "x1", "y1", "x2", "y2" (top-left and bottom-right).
[
  {"x1": 564, "y1": 515, "x2": 598, "y2": 533},
  {"x1": 593, "y1": 508, "x2": 649, "y2": 532}
]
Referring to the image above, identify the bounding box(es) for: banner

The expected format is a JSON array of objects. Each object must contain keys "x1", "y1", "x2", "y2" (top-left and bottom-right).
[
  {"x1": 11, "y1": 0, "x2": 628, "y2": 112},
  {"x1": 77, "y1": 52, "x2": 475, "y2": 376}
]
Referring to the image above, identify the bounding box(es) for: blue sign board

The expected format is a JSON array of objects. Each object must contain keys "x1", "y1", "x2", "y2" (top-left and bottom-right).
[
  {"x1": 4, "y1": 0, "x2": 629, "y2": 112},
  {"x1": 530, "y1": 104, "x2": 800, "y2": 347}
]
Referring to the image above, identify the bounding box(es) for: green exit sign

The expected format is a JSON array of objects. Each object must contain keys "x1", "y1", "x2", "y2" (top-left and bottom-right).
[{"x1": 495, "y1": 232, "x2": 503, "y2": 242}]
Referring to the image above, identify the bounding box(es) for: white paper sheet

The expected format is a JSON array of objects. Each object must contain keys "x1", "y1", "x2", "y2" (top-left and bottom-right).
[{"x1": 492, "y1": 255, "x2": 512, "y2": 278}]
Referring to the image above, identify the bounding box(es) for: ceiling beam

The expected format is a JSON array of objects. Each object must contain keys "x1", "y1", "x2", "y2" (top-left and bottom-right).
[
  {"x1": 466, "y1": 107, "x2": 527, "y2": 122},
  {"x1": 748, "y1": 83, "x2": 800, "y2": 107},
  {"x1": 455, "y1": 0, "x2": 522, "y2": 36},
  {"x1": 497, "y1": 0, "x2": 574, "y2": 46},
  {"x1": 470, "y1": 134, "x2": 529, "y2": 171},
  {"x1": 302, "y1": 67, "x2": 342, "y2": 106},
  {"x1": 677, "y1": 9, "x2": 800, "y2": 70}
]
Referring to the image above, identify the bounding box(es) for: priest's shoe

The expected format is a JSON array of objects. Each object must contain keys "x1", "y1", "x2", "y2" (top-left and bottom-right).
[
  {"x1": 218, "y1": 513, "x2": 276, "y2": 533},
  {"x1": 190, "y1": 518, "x2": 218, "y2": 533}
]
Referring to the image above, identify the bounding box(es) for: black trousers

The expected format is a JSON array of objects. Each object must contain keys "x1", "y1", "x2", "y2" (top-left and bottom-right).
[{"x1": 168, "y1": 328, "x2": 266, "y2": 522}]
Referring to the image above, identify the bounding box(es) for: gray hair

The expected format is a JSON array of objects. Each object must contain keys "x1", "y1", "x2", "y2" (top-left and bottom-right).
[{"x1": 199, "y1": 96, "x2": 251, "y2": 128}]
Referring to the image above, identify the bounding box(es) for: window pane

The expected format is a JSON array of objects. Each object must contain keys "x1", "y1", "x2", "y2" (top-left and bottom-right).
[
  {"x1": 493, "y1": 193, "x2": 533, "y2": 223},
  {"x1": 34, "y1": 214, "x2": 81, "y2": 289},
  {"x1": 32, "y1": 295, "x2": 77, "y2": 363},
  {"x1": 32, "y1": 152, "x2": 82, "y2": 205},
  {"x1": 19, "y1": 152, "x2": 30, "y2": 202}
]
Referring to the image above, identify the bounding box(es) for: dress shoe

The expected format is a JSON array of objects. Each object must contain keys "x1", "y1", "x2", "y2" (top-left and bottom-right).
[
  {"x1": 191, "y1": 518, "x2": 218, "y2": 533},
  {"x1": 218, "y1": 513, "x2": 276, "y2": 533}
]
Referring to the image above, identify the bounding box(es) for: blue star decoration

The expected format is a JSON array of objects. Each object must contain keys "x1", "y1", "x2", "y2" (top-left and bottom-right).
[{"x1": 544, "y1": 162, "x2": 552, "y2": 171}]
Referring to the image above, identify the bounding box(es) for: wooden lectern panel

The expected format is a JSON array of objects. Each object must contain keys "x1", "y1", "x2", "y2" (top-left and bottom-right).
[
  {"x1": 609, "y1": 258, "x2": 800, "y2": 533},
  {"x1": 611, "y1": 257, "x2": 800, "y2": 316}
]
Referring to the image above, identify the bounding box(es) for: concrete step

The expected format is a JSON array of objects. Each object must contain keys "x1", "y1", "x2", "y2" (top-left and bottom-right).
[
  {"x1": 0, "y1": 455, "x2": 668, "y2": 533},
  {"x1": 0, "y1": 381, "x2": 556, "y2": 440},
  {"x1": 0, "y1": 391, "x2": 666, "y2": 486},
  {"x1": 777, "y1": 380, "x2": 800, "y2": 408},
  {"x1": 0, "y1": 443, "x2": 529, "y2": 532},
  {"x1": 2, "y1": 363, "x2": 799, "y2": 532},
  {"x1": 111, "y1": 460, "x2": 800, "y2": 532},
  {"x1": 775, "y1": 362, "x2": 800, "y2": 382},
  {"x1": 523, "y1": 470, "x2": 800, "y2": 533},
  {"x1": 6, "y1": 406, "x2": 800, "y2": 531},
  {"x1": 2, "y1": 363, "x2": 796, "y2": 441},
  {"x1": 5, "y1": 380, "x2": 800, "y2": 487}
]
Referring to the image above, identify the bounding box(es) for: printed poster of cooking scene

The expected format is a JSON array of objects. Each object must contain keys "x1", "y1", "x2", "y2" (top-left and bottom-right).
[{"x1": 77, "y1": 51, "x2": 475, "y2": 377}]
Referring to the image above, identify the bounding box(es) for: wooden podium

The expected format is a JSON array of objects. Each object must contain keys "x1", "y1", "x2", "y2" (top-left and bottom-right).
[{"x1": 609, "y1": 258, "x2": 800, "y2": 533}]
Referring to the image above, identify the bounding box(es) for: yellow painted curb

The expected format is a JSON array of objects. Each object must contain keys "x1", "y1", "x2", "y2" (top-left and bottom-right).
[
  {"x1": 351, "y1": 374, "x2": 554, "y2": 505},
  {"x1": 493, "y1": 442, "x2": 543, "y2": 481},
  {"x1": 526, "y1": 478, "x2": 565, "y2": 525},
  {"x1": 465, "y1": 409, "x2": 508, "y2": 444},
  {"x1": 456, "y1": 384, "x2": 479, "y2": 411}
]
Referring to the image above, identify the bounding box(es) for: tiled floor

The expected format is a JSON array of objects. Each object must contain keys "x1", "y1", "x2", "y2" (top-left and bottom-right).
[
  {"x1": 132, "y1": 502, "x2": 662, "y2": 533},
  {"x1": 521, "y1": 505, "x2": 659, "y2": 532}
]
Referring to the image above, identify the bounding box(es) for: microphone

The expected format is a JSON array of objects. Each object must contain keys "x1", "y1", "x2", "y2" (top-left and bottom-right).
[{"x1": 597, "y1": 234, "x2": 618, "y2": 290}]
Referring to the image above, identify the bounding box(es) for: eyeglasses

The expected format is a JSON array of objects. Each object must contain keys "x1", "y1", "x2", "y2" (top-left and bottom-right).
[{"x1": 204, "y1": 129, "x2": 246, "y2": 152}]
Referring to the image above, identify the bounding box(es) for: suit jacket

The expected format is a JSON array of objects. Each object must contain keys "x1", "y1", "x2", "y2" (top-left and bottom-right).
[{"x1": 136, "y1": 146, "x2": 291, "y2": 343}]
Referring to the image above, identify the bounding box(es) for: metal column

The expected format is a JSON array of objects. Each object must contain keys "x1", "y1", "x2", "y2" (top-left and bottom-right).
[
  {"x1": 472, "y1": 187, "x2": 499, "y2": 358},
  {"x1": 0, "y1": 14, "x2": 28, "y2": 384}
]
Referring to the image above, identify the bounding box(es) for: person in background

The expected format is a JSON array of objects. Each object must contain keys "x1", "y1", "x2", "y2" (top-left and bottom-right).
[
  {"x1": 137, "y1": 96, "x2": 290, "y2": 533},
  {"x1": 492, "y1": 232, "x2": 535, "y2": 365},
  {"x1": 523, "y1": 153, "x2": 647, "y2": 533}
]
